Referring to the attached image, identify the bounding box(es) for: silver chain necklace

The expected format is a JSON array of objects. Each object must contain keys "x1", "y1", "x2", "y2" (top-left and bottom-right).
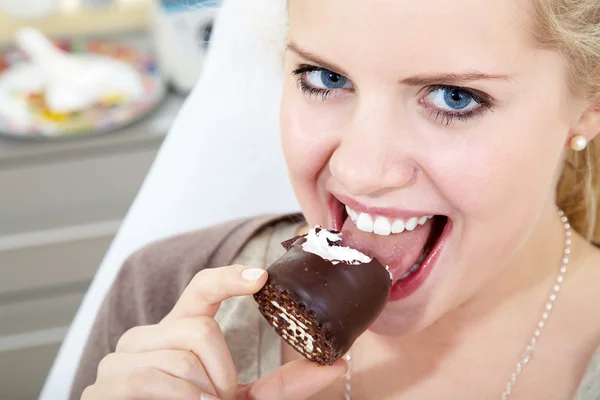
[{"x1": 343, "y1": 209, "x2": 572, "y2": 400}]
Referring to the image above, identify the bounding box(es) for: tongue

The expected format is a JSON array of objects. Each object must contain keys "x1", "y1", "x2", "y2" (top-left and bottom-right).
[{"x1": 341, "y1": 218, "x2": 432, "y2": 280}]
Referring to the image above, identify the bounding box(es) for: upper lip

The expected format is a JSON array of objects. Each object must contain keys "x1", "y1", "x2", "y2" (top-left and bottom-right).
[{"x1": 334, "y1": 193, "x2": 440, "y2": 219}]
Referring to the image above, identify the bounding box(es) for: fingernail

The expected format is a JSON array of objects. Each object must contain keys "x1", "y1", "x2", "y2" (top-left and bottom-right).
[
  {"x1": 242, "y1": 268, "x2": 265, "y2": 282},
  {"x1": 200, "y1": 394, "x2": 220, "y2": 400}
]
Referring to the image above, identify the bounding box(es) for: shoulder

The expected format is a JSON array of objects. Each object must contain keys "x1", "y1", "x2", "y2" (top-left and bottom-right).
[
  {"x1": 570, "y1": 241, "x2": 600, "y2": 311},
  {"x1": 104, "y1": 213, "x2": 301, "y2": 328},
  {"x1": 575, "y1": 347, "x2": 600, "y2": 400},
  {"x1": 565, "y1": 240, "x2": 600, "y2": 352},
  {"x1": 556, "y1": 240, "x2": 600, "y2": 399},
  {"x1": 566, "y1": 240, "x2": 600, "y2": 328},
  {"x1": 113, "y1": 213, "x2": 304, "y2": 324}
]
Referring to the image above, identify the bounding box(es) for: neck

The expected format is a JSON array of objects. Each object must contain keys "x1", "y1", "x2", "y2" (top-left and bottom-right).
[{"x1": 452, "y1": 205, "x2": 567, "y2": 323}]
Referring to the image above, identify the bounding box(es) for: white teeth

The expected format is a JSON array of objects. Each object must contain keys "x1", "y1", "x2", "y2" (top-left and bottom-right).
[
  {"x1": 400, "y1": 271, "x2": 411, "y2": 280},
  {"x1": 391, "y1": 219, "x2": 405, "y2": 234},
  {"x1": 399, "y1": 262, "x2": 421, "y2": 281},
  {"x1": 373, "y1": 216, "x2": 391, "y2": 236},
  {"x1": 345, "y1": 205, "x2": 359, "y2": 222},
  {"x1": 405, "y1": 217, "x2": 418, "y2": 231},
  {"x1": 398, "y1": 250, "x2": 430, "y2": 281},
  {"x1": 344, "y1": 205, "x2": 434, "y2": 237},
  {"x1": 356, "y1": 213, "x2": 374, "y2": 233}
]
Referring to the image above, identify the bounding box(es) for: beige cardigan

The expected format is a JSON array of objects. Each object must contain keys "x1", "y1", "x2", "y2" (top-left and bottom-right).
[{"x1": 70, "y1": 214, "x2": 600, "y2": 399}]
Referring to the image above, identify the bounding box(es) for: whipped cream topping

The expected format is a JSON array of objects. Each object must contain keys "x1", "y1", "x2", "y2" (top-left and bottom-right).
[{"x1": 301, "y1": 226, "x2": 372, "y2": 265}]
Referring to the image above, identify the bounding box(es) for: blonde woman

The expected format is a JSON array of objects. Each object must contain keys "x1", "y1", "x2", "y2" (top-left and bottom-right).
[{"x1": 73, "y1": 0, "x2": 600, "y2": 399}]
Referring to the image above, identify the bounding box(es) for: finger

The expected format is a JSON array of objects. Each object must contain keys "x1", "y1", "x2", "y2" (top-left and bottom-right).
[
  {"x1": 241, "y1": 358, "x2": 348, "y2": 400},
  {"x1": 116, "y1": 317, "x2": 237, "y2": 400},
  {"x1": 96, "y1": 350, "x2": 218, "y2": 396},
  {"x1": 165, "y1": 264, "x2": 267, "y2": 320},
  {"x1": 82, "y1": 368, "x2": 204, "y2": 400}
]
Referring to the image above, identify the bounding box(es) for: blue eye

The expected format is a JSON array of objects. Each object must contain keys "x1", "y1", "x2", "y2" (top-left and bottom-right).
[
  {"x1": 427, "y1": 87, "x2": 480, "y2": 111},
  {"x1": 305, "y1": 69, "x2": 353, "y2": 90}
]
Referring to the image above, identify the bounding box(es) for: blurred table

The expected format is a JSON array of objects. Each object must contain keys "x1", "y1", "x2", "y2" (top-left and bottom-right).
[
  {"x1": 0, "y1": 0, "x2": 149, "y2": 46},
  {"x1": 0, "y1": 30, "x2": 186, "y2": 400}
]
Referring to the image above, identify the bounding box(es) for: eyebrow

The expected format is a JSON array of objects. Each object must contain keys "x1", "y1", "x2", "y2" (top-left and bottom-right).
[
  {"x1": 286, "y1": 41, "x2": 512, "y2": 85},
  {"x1": 286, "y1": 41, "x2": 349, "y2": 76},
  {"x1": 400, "y1": 72, "x2": 512, "y2": 86}
]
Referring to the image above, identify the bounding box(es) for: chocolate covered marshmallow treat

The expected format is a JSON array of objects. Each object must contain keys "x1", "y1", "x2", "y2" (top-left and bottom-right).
[{"x1": 254, "y1": 226, "x2": 392, "y2": 366}]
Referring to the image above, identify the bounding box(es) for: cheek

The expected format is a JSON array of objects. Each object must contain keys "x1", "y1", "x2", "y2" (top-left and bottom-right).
[
  {"x1": 410, "y1": 99, "x2": 570, "y2": 314},
  {"x1": 426, "y1": 51, "x2": 571, "y2": 225},
  {"x1": 281, "y1": 100, "x2": 331, "y2": 180},
  {"x1": 442, "y1": 104, "x2": 566, "y2": 219},
  {"x1": 280, "y1": 84, "x2": 340, "y2": 222},
  {"x1": 423, "y1": 86, "x2": 569, "y2": 267}
]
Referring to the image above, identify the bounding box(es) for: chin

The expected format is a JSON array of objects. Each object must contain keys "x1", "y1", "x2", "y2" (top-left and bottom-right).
[
  {"x1": 368, "y1": 313, "x2": 428, "y2": 336},
  {"x1": 363, "y1": 277, "x2": 444, "y2": 337}
]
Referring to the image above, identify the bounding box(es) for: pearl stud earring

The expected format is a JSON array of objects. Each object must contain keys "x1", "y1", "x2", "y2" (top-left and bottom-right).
[{"x1": 570, "y1": 135, "x2": 588, "y2": 151}]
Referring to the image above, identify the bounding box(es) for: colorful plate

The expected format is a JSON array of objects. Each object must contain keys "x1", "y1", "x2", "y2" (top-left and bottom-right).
[{"x1": 0, "y1": 38, "x2": 166, "y2": 139}]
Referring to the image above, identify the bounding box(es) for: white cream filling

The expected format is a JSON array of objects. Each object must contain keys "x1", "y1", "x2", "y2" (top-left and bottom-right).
[
  {"x1": 301, "y1": 226, "x2": 372, "y2": 265},
  {"x1": 270, "y1": 300, "x2": 317, "y2": 355}
]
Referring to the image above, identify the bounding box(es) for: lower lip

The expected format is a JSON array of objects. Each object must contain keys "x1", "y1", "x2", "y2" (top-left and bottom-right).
[{"x1": 388, "y1": 219, "x2": 452, "y2": 302}]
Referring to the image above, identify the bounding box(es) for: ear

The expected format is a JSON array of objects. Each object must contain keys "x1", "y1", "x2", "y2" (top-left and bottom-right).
[{"x1": 569, "y1": 99, "x2": 600, "y2": 144}]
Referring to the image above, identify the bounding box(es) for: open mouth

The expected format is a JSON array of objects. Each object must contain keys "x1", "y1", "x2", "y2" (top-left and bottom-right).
[{"x1": 329, "y1": 195, "x2": 451, "y2": 301}]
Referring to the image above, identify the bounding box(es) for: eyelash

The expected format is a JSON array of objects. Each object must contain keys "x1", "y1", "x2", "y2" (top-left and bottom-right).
[
  {"x1": 423, "y1": 86, "x2": 493, "y2": 126},
  {"x1": 292, "y1": 65, "x2": 337, "y2": 101},
  {"x1": 291, "y1": 65, "x2": 494, "y2": 125}
]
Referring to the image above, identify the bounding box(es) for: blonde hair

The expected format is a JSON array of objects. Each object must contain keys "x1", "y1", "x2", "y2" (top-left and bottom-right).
[{"x1": 532, "y1": 0, "x2": 600, "y2": 242}]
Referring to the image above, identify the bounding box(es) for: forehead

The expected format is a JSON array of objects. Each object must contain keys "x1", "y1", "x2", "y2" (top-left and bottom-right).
[{"x1": 287, "y1": 0, "x2": 535, "y2": 77}]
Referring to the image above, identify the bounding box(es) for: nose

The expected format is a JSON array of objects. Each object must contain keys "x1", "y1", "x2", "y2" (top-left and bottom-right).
[{"x1": 329, "y1": 105, "x2": 417, "y2": 197}]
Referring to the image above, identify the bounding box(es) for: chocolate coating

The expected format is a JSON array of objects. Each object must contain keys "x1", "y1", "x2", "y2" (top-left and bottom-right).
[{"x1": 254, "y1": 234, "x2": 392, "y2": 365}]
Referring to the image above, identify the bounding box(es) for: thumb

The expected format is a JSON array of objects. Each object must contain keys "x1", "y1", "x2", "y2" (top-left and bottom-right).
[{"x1": 237, "y1": 358, "x2": 348, "y2": 400}]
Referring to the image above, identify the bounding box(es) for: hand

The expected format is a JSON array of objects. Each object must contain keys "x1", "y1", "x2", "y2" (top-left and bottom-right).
[{"x1": 82, "y1": 264, "x2": 347, "y2": 400}]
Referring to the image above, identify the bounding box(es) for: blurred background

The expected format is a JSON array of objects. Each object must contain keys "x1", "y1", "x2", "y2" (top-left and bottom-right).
[{"x1": 0, "y1": 0, "x2": 222, "y2": 397}]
